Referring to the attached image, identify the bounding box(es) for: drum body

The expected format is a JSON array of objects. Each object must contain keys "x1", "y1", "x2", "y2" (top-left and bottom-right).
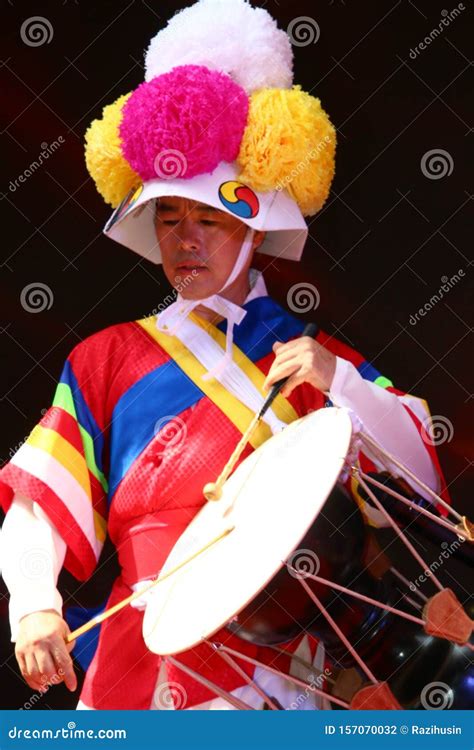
[
  {"x1": 143, "y1": 408, "x2": 474, "y2": 710},
  {"x1": 143, "y1": 408, "x2": 354, "y2": 656},
  {"x1": 229, "y1": 480, "x2": 474, "y2": 709}
]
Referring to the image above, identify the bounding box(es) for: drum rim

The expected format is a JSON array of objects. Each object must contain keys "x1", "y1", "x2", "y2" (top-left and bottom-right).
[{"x1": 143, "y1": 407, "x2": 353, "y2": 655}]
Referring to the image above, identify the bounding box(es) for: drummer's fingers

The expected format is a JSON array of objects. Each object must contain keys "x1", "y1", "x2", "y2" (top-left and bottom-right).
[
  {"x1": 23, "y1": 652, "x2": 45, "y2": 691},
  {"x1": 15, "y1": 651, "x2": 34, "y2": 689},
  {"x1": 269, "y1": 347, "x2": 300, "y2": 368},
  {"x1": 271, "y1": 341, "x2": 321, "y2": 372},
  {"x1": 273, "y1": 337, "x2": 318, "y2": 355},
  {"x1": 35, "y1": 649, "x2": 62, "y2": 687},
  {"x1": 15, "y1": 649, "x2": 26, "y2": 678},
  {"x1": 263, "y1": 360, "x2": 301, "y2": 390},
  {"x1": 51, "y1": 642, "x2": 77, "y2": 692},
  {"x1": 267, "y1": 352, "x2": 301, "y2": 377},
  {"x1": 280, "y1": 372, "x2": 308, "y2": 398}
]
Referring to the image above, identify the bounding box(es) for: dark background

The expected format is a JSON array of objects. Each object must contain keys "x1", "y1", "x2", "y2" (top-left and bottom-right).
[{"x1": 0, "y1": 0, "x2": 472, "y2": 709}]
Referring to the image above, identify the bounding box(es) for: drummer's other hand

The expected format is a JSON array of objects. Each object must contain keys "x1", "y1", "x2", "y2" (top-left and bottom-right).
[
  {"x1": 15, "y1": 610, "x2": 77, "y2": 693},
  {"x1": 263, "y1": 337, "x2": 337, "y2": 397}
]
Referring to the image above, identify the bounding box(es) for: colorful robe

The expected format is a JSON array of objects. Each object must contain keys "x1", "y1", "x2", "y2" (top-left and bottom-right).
[{"x1": 0, "y1": 296, "x2": 448, "y2": 709}]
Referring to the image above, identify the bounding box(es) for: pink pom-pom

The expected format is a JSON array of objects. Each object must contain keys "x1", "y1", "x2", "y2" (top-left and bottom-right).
[{"x1": 119, "y1": 65, "x2": 249, "y2": 181}]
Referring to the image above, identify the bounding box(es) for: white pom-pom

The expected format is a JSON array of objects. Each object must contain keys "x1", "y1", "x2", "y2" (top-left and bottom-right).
[{"x1": 144, "y1": 0, "x2": 294, "y2": 93}]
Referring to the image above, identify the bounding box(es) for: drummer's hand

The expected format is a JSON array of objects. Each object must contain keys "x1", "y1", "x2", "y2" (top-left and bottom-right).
[
  {"x1": 263, "y1": 337, "x2": 337, "y2": 397},
  {"x1": 15, "y1": 610, "x2": 77, "y2": 692}
]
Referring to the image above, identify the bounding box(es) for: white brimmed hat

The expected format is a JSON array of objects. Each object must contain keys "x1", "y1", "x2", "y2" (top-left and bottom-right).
[
  {"x1": 84, "y1": 0, "x2": 336, "y2": 264},
  {"x1": 104, "y1": 162, "x2": 308, "y2": 264}
]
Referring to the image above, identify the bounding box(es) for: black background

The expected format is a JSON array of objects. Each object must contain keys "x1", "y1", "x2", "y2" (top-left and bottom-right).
[{"x1": 0, "y1": 0, "x2": 472, "y2": 709}]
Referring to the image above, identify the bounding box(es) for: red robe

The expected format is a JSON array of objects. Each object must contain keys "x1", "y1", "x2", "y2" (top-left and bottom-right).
[{"x1": 0, "y1": 296, "x2": 448, "y2": 708}]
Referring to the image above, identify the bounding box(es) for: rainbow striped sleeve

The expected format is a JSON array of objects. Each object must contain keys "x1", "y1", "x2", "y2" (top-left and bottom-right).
[
  {"x1": 0, "y1": 359, "x2": 108, "y2": 581},
  {"x1": 356, "y1": 361, "x2": 440, "y2": 455},
  {"x1": 356, "y1": 360, "x2": 394, "y2": 389}
]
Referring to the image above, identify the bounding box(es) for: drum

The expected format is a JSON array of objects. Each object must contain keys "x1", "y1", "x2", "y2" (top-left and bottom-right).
[{"x1": 143, "y1": 407, "x2": 474, "y2": 710}]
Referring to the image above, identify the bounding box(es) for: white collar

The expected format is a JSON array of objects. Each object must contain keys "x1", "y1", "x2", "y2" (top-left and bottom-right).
[
  {"x1": 156, "y1": 260, "x2": 268, "y2": 380},
  {"x1": 154, "y1": 268, "x2": 286, "y2": 435},
  {"x1": 245, "y1": 268, "x2": 268, "y2": 304}
]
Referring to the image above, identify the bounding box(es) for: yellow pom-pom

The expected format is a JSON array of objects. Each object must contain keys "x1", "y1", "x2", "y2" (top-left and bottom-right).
[
  {"x1": 85, "y1": 93, "x2": 139, "y2": 208},
  {"x1": 237, "y1": 86, "x2": 336, "y2": 216}
]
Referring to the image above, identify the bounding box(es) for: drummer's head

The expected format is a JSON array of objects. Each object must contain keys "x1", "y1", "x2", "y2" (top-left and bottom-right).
[{"x1": 155, "y1": 196, "x2": 265, "y2": 302}]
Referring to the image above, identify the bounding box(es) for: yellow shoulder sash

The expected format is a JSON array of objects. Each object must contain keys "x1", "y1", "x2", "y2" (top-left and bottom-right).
[{"x1": 136, "y1": 313, "x2": 298, "y2": 449}]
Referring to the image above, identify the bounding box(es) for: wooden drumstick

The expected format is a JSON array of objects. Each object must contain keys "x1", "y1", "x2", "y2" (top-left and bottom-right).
[
  {"x1": 203, "y1": 322, "x2": 319, "y2": 502},
  {"x1": 65, "y1": 525, "x2": 234, "y2": 644}
]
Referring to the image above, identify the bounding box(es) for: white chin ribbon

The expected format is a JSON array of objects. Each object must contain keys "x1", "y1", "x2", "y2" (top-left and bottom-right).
[{"x1": 155, "y1": 229, "x2": 255, "y2": 380}]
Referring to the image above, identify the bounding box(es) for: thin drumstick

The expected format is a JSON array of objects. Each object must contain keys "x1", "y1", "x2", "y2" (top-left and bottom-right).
[
  {"x1": 66, "y1": 526, "x2": 234, "y2": 643},
  {"x1": 203, "y1": 322, "x2": 318, "y2": 501},
  {"x1": 203, "y1": 410, "x2": 261, "y2": 500}
]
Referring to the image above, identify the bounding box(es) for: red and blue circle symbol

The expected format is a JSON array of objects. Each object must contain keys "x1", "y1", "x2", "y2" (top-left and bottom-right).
[{"x1": 218, "y1": 181, "x2": 259, "y2": 219}]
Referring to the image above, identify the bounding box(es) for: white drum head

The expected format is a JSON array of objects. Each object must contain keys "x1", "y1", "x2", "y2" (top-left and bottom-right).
[{"x1": 143, "y1": 407, "x2": 352, "y2": 655}]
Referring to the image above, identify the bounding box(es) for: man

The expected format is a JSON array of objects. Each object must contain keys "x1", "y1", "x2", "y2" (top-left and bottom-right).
[{"x1": 0, "y1": 0, "x2": 447, "y2": 710}]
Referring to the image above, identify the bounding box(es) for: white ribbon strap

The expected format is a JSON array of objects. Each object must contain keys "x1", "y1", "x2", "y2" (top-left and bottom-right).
[
  {"x1": 155, "y1": 229, "x2": 287, "y2": 434},
  {"x1": 156, "y1": 228, "x2": 255, "y2": 379}
]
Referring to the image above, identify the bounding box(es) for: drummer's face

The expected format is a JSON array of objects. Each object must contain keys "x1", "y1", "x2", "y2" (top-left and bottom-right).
[{"x1": 156, "y1": 197, "x2": 264, "y2": 301}]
